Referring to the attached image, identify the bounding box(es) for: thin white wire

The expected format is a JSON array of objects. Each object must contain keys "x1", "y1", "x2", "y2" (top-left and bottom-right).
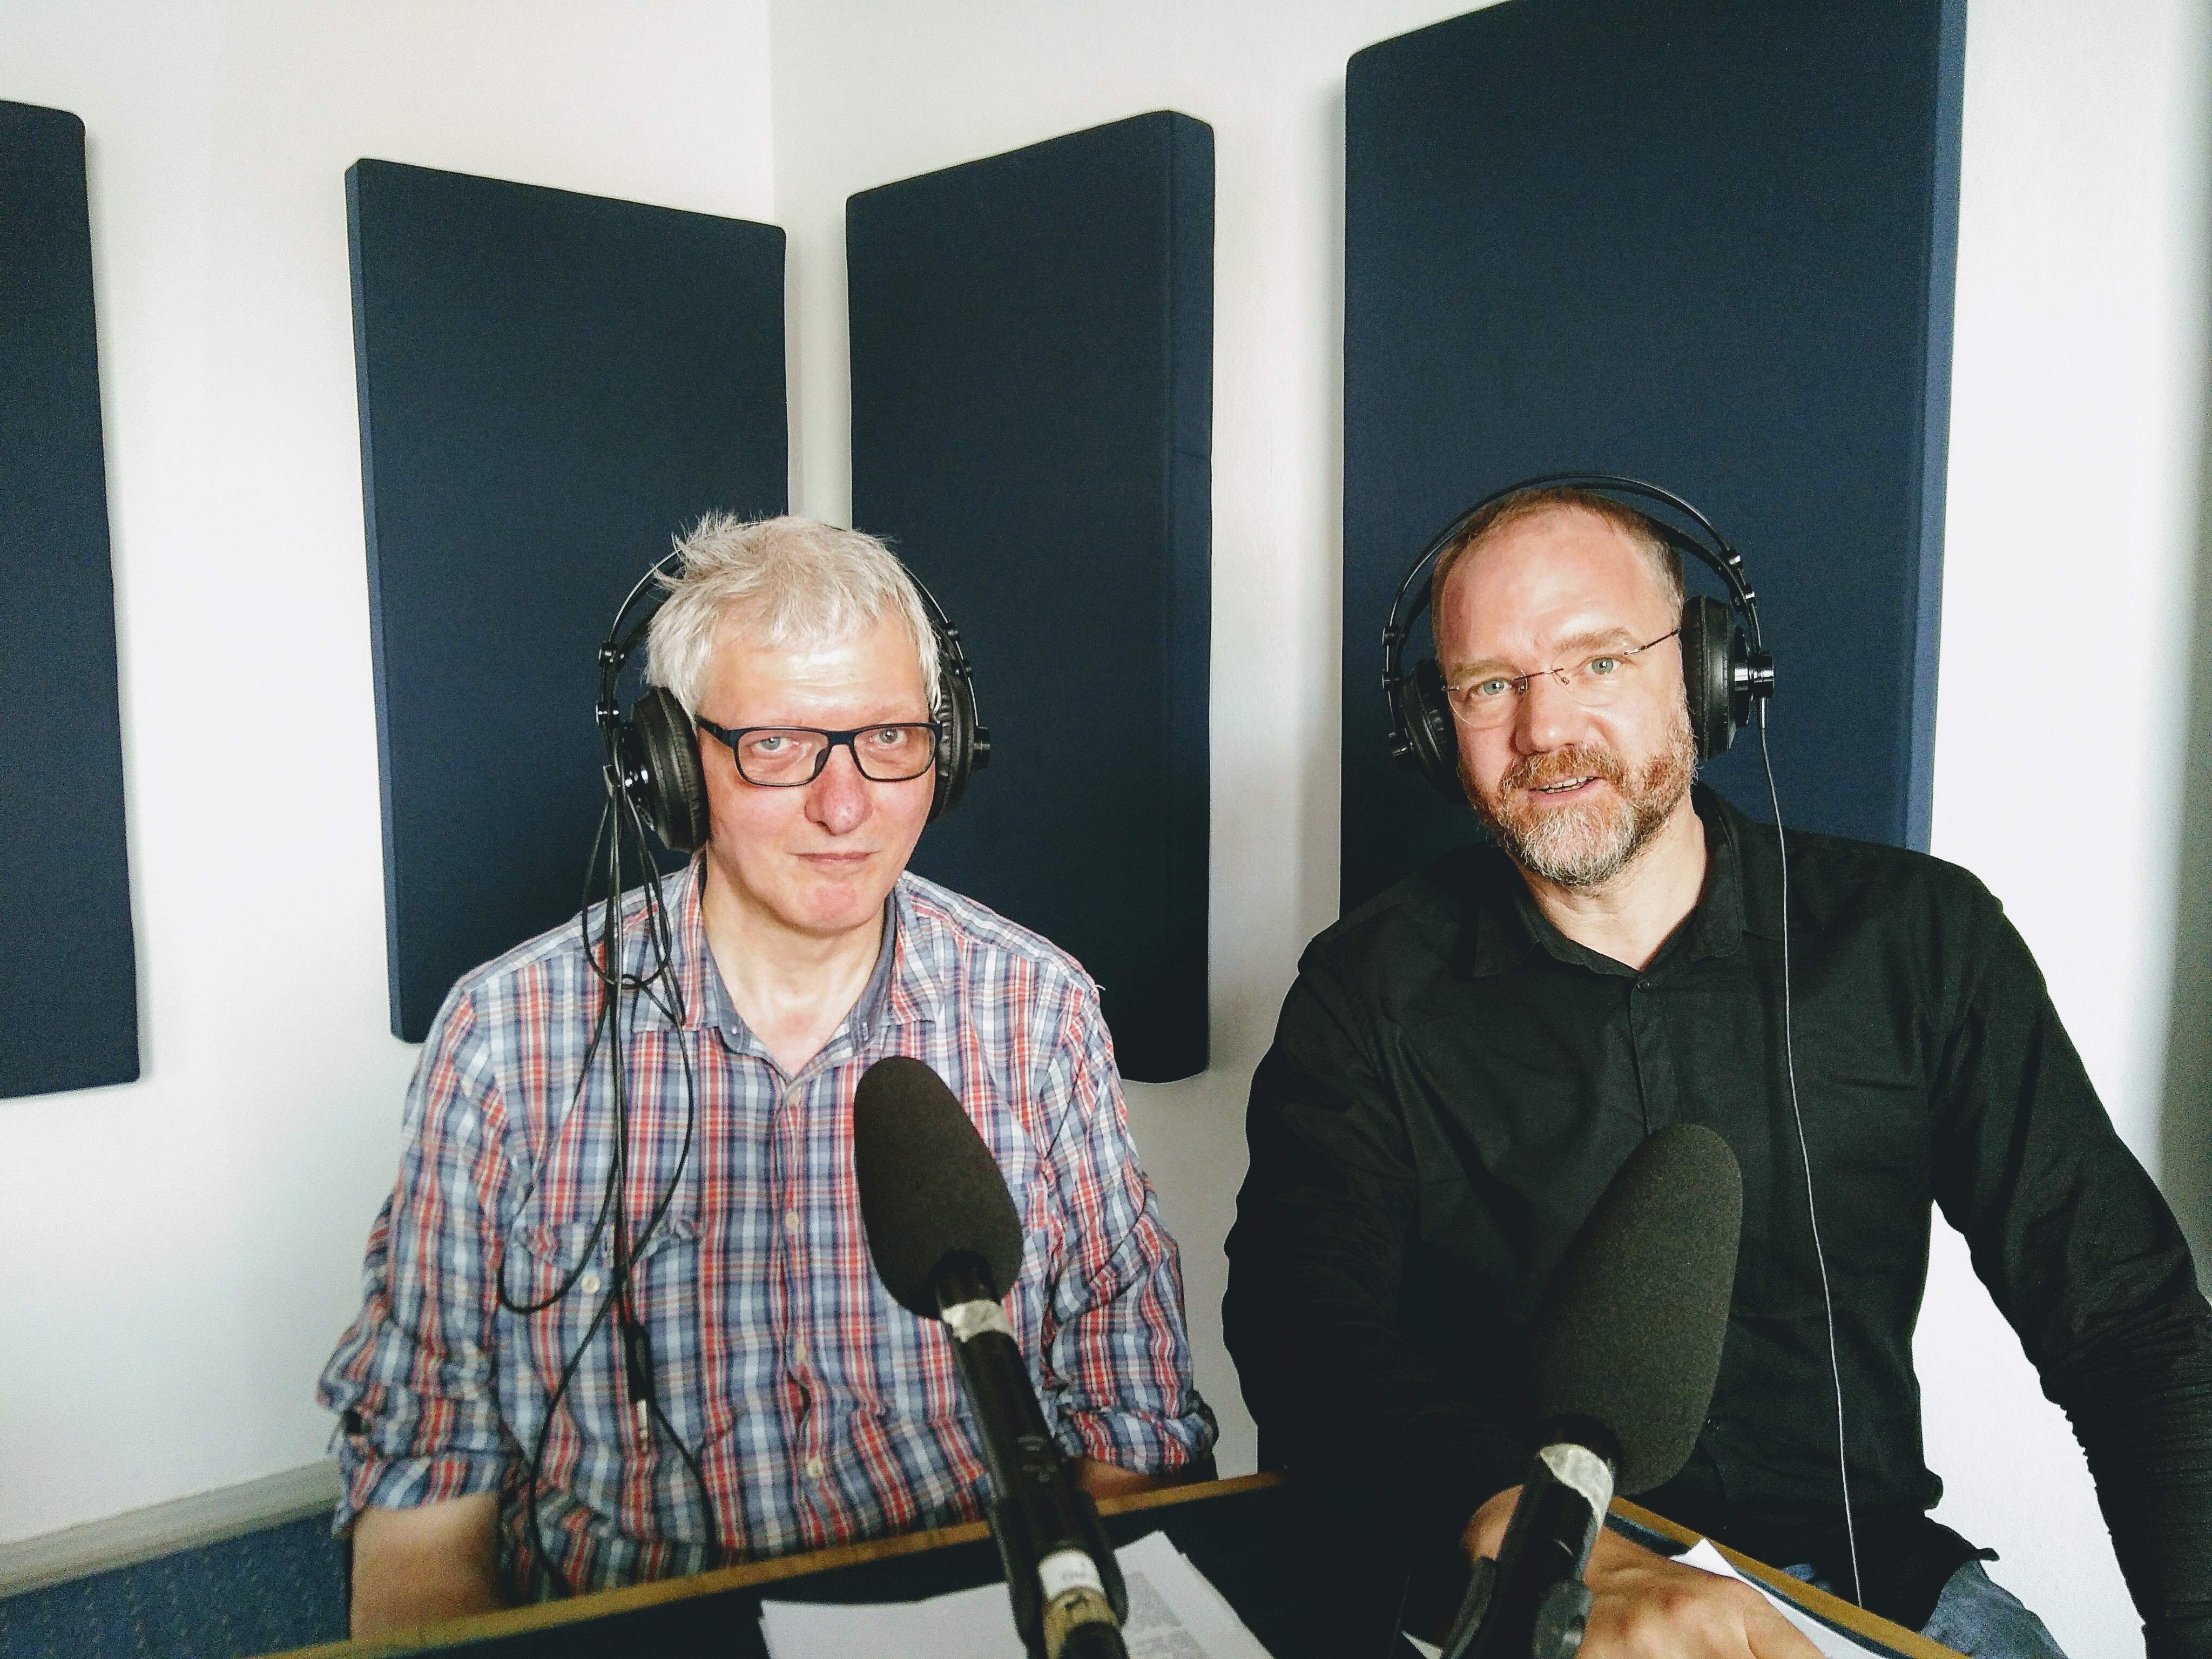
[{"x1": 1756, "y1": 700, "x2": 1862, "y2": 1607}]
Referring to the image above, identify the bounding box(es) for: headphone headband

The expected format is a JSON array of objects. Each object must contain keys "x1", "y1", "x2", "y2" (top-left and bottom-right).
[
  {"x1": 901, "y1": 569, "x2": 982, "y2": 715},
  {"x1": 595, "y1": 552, "x2": 979, "y2": 719},
  {"x1": 596, "y1": 550, "x2": 685, "y2": 738},
  {"x1": 595, "y1": 541, "x2": 989, "y2": 851},
  {"x1": 1380, "y1": 472, "x2": 1776, "y2": 796},
  {"x1": 1382, "y1": 473, "x2": 1762, "y2": 675}
]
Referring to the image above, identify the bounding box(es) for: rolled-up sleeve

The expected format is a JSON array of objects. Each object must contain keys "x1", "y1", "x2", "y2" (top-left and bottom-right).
[
  {"x1": 1031, "y1": 980, "x2": 1217, "y2": 1475},
  {"x1": 316, "y1": 987, "x2": 517, "y2": 1533}
]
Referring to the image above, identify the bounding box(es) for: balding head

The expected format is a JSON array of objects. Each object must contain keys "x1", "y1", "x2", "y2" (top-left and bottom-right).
[{"x1": 1432, "y1": 487, "x2": 1684, "y2": 626}]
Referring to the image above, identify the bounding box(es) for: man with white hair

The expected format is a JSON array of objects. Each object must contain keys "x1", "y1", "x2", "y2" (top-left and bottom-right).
[{"x1": 321, "y1": 515, "x2": 1215, "y2": 1634}]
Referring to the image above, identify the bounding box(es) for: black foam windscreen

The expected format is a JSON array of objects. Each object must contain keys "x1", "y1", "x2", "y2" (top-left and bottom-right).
[
  {"x1": 852, "y1": 1056, "x2": 1025, "y2": 1319},
  {"x1": 1525, "y1": 1124, "x2": 1743, "y2": 1495}
]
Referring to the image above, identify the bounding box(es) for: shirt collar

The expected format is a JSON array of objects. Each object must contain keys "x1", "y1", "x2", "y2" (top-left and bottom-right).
[
  {"x1": 1682, "y1": 789, "x2": 1750, "y2": 958},
  {"x1": 1464, "y1": 784, "x2": 1755, "y2": 979},
  {"x1": 1466, "y1": 858, "x2": 1545, "y2": 979},
  {"x1": 619, "y1": 858, "x2": 713, "y2": 1033},
  {"x1": 625, "y1": 861, "x2": 923, "y2": 1044},
  {"x1": 879, "y1": 876, "x2": 948, "y2": 1033},
  {"x1": 844, "y1": 896, "x2": 901, "y2": 1042}
]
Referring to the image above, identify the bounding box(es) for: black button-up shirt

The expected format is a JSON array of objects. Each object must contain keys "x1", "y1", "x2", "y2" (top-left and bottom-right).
[{"x1": 1226, "y1": 788, "x2": 2211, "y2": 1645}]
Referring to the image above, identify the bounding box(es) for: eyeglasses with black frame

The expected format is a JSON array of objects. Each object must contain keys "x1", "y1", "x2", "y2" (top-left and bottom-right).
[
  {"x1": 1445, "y1": 629, "x2": 1681, "y2": 730},
  {"x1": 694, "y1": 718, "x2": 943, "y2": 786}
]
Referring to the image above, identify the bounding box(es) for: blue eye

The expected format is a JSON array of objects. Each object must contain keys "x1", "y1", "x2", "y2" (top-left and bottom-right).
[{"x1": 1585, "y1": 656, "x2": 1621, "y2": 677}]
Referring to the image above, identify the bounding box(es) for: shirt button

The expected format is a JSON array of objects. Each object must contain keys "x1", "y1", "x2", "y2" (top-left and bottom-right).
[
  {"x1": 784, "y1": 1210, "x2": 801, "y2": 1237},
  {"x1": 579, "y1": 1270, "x2": 602, "y2": 1294},
  {"x1": 805, "y1": 1455, "x2": 825, "y2": 1480},
  {"x1": 794, "y1": 1338, "x2": 810, "y2": 1365}
]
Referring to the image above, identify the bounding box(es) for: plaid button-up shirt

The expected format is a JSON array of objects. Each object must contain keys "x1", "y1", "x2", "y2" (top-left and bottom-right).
[{"x1": 318, "y1": 863, "x2": 1215, "y2": 1595}]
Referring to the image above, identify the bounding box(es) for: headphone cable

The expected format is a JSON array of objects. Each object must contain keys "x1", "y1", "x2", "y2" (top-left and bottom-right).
[
  {"x1": 1756, "y1": 699, "x2": 1861, "y2": 1607},
  {"x1": 523, "y1": 793, "x2": 635, "y2": 1597},
  {"x1": 604, "y1": 783, "x2": 717, "y2": 1569},
  {"x1": 498, "y1": 785, "x2": 713, "y2": 1594}
]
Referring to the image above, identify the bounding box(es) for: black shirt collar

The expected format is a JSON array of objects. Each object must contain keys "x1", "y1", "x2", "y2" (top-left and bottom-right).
[{"x1": 1465, "y1": 785, "x2": 1758, "y2": 980}]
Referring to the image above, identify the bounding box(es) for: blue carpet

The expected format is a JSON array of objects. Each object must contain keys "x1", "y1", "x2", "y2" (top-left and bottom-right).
[{"x1": 0, "y1": 1515, "x2": 347, "y2": 1659}]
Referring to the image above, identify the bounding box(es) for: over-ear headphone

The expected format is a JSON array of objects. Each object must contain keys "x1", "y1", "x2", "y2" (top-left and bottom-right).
[
  {"x1": 1381, "y1": 473, "x2": 1776, "y2": 801},
  {"x1": 595, "y1": 556, "x2": 992, "y2": 853}
]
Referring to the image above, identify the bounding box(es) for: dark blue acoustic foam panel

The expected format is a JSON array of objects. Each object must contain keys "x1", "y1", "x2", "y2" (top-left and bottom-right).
[
  {"x1": 348, "y1": 160, "x2": 786, "y2": 1041},
  {"x1": 0, "y1": 102, "x2": 139, "y2": 1101},
  {"x1": 847, "y1": 113, "x2": 1213, "y2": 1084},
  {"x1": 1341, "y1": 0, "x2": 1964, "y2": 911}
]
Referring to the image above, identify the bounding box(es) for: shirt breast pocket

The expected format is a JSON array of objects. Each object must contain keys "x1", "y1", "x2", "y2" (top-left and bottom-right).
[
  {"x1": 1750, "y1": 1054, "x2": 1934, "y2": 1301},
  {"x1": 503, "y1": 1212, "x2": 703, "y2": 1434}
]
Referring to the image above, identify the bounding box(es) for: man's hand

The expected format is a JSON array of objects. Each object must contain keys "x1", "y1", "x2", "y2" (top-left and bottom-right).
[
  {"x1": 1072, "y1": 1456, "x2": 1186, "y2": 1500},
  {"x1": 350, "y1": 1492, "x2": 508, "y2": 1636},
  {"x1": 1461, "y1": 1487, "x2": 1822, "y2": 1658}
]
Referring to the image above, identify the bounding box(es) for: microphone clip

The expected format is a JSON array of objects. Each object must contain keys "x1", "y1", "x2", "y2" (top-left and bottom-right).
[{"x1": 1440, "y1": 1425, "x2": 1616, "y2": 1659}]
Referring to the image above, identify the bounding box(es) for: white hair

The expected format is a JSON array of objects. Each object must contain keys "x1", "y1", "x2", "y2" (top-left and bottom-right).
[{"x1": 645, "y1": 513, "x2": 940, "y2": 716}]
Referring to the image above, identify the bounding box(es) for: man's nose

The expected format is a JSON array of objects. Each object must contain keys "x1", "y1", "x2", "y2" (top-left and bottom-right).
[
  {"x1": 805, "y1": 743, "x2": 872, "y2": 832},
  {"x1": 1513, "y1": 668, "x2": 1583, "y2": 751}
]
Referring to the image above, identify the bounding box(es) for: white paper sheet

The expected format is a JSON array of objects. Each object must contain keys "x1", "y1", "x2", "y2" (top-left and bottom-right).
[
  {"x1": 1672, "y1": 1539, "x2": 1887, "y2": 1659},
  {"x1": 1402, "y1": 1540, "x2": 1890, "y2": 1659},
  {"x1": 760, "y1": 1529, "x2": 1276, "y2": 1659}
]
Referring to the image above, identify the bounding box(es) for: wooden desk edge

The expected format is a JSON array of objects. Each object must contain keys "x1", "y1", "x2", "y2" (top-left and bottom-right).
[
  {"x1": 262, "y1": 1471, "x2": 1286, "y2": 1658},
  {"x1": 263, "y1": 1475, "x2": 1963, "y2": 1659},
  {"x1": 1611, "y1": 1498, "x2": 1965, "y2": 1659}
]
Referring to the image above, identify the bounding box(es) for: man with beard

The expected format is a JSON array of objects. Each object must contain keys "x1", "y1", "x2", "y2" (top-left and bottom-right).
[{"x1": 1224, "y1": 487, "x2": 2211, "y2": 1658}]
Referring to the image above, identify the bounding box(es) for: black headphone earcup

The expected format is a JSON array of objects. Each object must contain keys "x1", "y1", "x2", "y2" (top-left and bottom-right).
[
  {"x1": 928, "y1": 644, "x2": 988, "y2": 823},
  {"x1": 1393, "y1": 656, "x2": 1464, "y2": 801},
  {"x1": 626, "y1": 685, "x2": 710, "y2": 853},
  {"x1": 1680, "y1": 595, "x2": 1744, "y2": 761}
]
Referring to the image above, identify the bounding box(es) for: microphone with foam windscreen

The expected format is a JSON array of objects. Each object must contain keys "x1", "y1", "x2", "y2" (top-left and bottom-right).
[
  {"x1": 1443, "y1": 1123, "x2": 1744, "y2": 1659},
  {"x1": 853, "y1": 1055, "x2": 1129, "y2": 1659}
]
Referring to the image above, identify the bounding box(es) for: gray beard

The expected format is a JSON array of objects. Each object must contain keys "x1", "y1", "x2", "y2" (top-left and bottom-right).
[{"x1": 1468, "y1": 717, "x2": 1698, "y2": 890}]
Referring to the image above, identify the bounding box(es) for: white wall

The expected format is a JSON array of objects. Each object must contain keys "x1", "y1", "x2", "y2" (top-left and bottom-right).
[
  {"x1": 3, "y1": 3, "x2": 2206, "y2": 1656},
  {"x1": 1920, "y1": 1, "x2": 2210, "y2": 1653},
  {"x1": 0, "y1": 0, "x2": 776, "y2": 1546}
]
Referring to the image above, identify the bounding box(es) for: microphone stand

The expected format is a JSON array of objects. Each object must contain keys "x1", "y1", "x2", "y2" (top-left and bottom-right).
[
  {"x1": 934, "y1": 1253, "x2": 1129, "y2": 1659},
  {"x1": 1442, "y1": 1418, "x2": 1618, "y2": 1659}
]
